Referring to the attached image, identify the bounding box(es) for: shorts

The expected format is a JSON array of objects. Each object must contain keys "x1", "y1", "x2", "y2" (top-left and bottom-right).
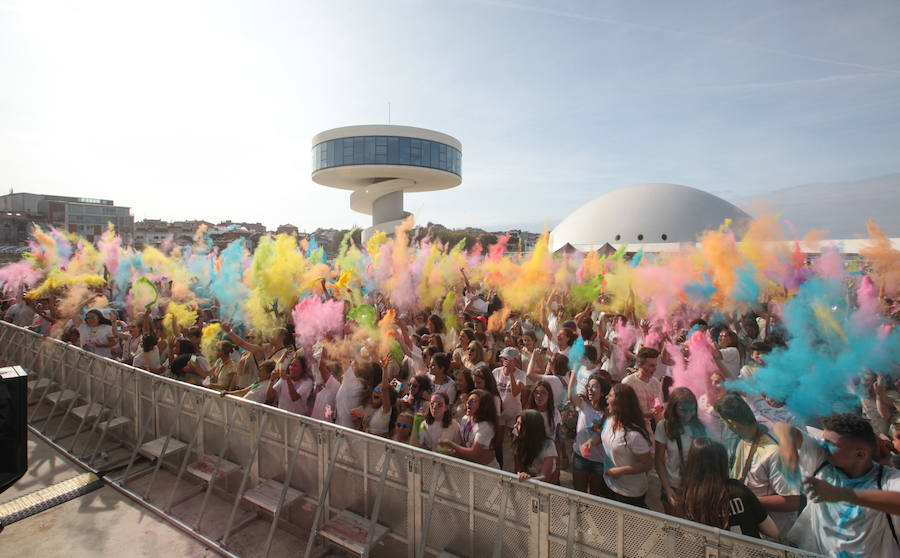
[
  {"x1": 572, "y1": 453, "x2": 604, "y2": 475},
  {"x1": 499, "y1": 405, "x2": 521, "y2": 427}
]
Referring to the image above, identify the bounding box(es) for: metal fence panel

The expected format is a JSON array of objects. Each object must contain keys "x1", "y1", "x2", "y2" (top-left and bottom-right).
[{"x1": 5, "y1": 322, "x2": 822, "y2": 558}]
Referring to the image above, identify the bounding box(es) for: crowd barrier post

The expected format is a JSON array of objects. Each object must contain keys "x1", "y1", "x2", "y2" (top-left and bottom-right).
[
  {"x1": 65, "y1": 359, "x2": 110, "y2": 453},
  {"x1": 164, "y1": 394, "x2": 212, "y2": 511},
  {"x1": 142, "y1": 389, "x2": 189, "y2": 499},
  {"x1": 50, "y1": 357, "x2": 95, "y2": 439},
  {"x1": 303, "y1": 432, "x2": 344, "y2": 558},
  {"x1": 119, "y1": 379, "x2": 163, "y2": 485},
  {"x1": 221, "y1": 411, "x2": 269, "y2": 545},
  {"x1": 86, "y1": 368, "x2": 133, "y2": 465},
  {"x1": 262, "y1": 421, "x2": 308, "y2": 558},
  {"x1": 192, "y1": 402, "x2": 240, "y2": 528},
  {"x1": 361, "y1": 445, "x2": 393, "y2": 558}
]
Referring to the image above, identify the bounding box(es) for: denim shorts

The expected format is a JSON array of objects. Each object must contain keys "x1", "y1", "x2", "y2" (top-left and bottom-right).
[{"x1": 572, "y1": 453, "x2": 604, "y2": 475}]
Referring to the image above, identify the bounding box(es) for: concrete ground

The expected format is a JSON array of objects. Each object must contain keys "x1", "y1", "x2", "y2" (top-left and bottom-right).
[{"x1": 0, "y1": 432, "x2": 217, "y2": 557}]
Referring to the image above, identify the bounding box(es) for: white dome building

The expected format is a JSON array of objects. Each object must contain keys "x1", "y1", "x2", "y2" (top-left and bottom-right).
[{"x1": 550, "y1": 183, "x2": 751, "y2": 252}]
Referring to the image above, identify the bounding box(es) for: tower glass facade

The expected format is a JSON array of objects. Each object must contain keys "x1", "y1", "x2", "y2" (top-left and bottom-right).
[{"x1": 312, "y1": 135, "x2": 461, "y2": 177}]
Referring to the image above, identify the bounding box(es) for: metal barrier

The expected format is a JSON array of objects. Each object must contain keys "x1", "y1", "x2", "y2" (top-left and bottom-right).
[{"x1": 1, "y1": 321, "x2": 820, "y2": 558}]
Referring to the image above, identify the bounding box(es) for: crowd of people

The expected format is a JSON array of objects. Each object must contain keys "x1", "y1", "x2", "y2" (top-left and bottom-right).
[{"x1": 1, "y1": 217, "x2": 900, "y2": 556}]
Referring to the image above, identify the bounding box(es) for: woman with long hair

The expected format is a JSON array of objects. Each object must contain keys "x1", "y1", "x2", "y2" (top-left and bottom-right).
[
  {"x1": 568, "y1": 371, "x2": 612, "y2": 497},
  {"x1": 654, "y1": 387, "x2": 707, "y2": 515},
  {"x1": 680, "y1": 438, "x2": 778, "y2": 539},
  {"x1": 441, "y1": 389, "x2": 500, "y2": 468},
  {"x1": 713, "y1": 328, "x2": 741, "y2": 380},
  {"x1": 471, "y1": 364, "x2": 503, "y2": 416},
  {"x1": 400, "y1": 374, "x2": 432, "y2": 415},
  {"x1": 526, "y1": 380, "x2": 561, "y2": 441},
  {"x1": 266, "y1": 350, "x2": 314, "y2": 415},
  {"x1": 598, "y1": 383, "x2": 653, "y2": 507},
  {"x1": 350, "y1": 361, "x2": 398, "y2": 437},
  {"x1": 453, "y1": 369, "x2": 475, "y2": 419},
  {"x1": 513, "y1": 409, "x2": 559, "y2": 483},
  {"x1": 472, "y1": 363, "x2": 504, "y2": 467},
  {"x1": 428, "y1": 352, "x2": 457, "y2": 404},
  {"x1": 463, "y1": 341, "x2": 488, "y2": 371},
  {"x1": 72, "y1": 309, "x2": 116, "y2": 358},
  {"x1": 419, "y1": 392, "x2": 462, "y2": 451}
]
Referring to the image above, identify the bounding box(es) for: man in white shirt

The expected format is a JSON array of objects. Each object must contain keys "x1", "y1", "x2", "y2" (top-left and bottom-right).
[
  {"x1": 622, "y1": 347, "x2": 663, "y2": 420},
  {"x1": 774, "y1": 414, "x2": 900, "y2": 557},
  {"x1": 492, "y1": 346, "x2": 526, "y2": 429},
  {"x1": 715, "y1": 393, "x2": 803, "y2": 535}
]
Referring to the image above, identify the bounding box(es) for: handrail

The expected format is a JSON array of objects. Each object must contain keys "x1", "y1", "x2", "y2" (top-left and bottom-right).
[{"x1": 3, "y1": 320, "x2": 820, "y2": 558}]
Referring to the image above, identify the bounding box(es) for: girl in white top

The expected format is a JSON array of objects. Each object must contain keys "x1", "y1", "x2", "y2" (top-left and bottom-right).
[
  {"x1": 526, "y1": 380, "x2": 561, "y2": 440},
  {"x1": 221, "y1": 324, "x2": 267, "y2": 389},
  {"x1": 350, "y1": 361, "x2": 396, "y2": 437},
  {"x1": 597, "y1": 383, "x2": 653, "y2": 508},
  {"x1": 713, "y1": 328, "x2": 742, "y2": 380},
  {"x1": 654, "y1": 387, "x2": 707, "y2": 515},
  {"x1": 462, "y1": 340, "x2": 488, "y2": 371},
  {"x1": 452, "y1": 369, "x2": 475, "y2": 420},
  {"x1": 418, "y1": 392, "x2": 462, "y2": 451},
  {"x1": 442, "y1": 389, "x2": 500, "y2": 468},
  {"x1": 73, "y1": 309, "x2": 116, "y2": 358},
  {"x1": 266, "y1": 351, "x2": 314, "y2": 415},
  {"x1": 513, "y1": 410, "x2": 559, "y2": 483},
  {"x1": 309, "y1": 350, "x2": 341, "y2": 422},
  {"x1": 220, "y1": 359, "x2": 275, "y2": 404},
  {"x1": 427, "y1": 352, "x2": 457, "y2": 406},
  {"x1": 569, "y1": 370, "x2": 612, "y2": 497}
]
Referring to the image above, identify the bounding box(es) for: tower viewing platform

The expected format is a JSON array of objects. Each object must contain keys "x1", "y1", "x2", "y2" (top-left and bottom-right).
[{"x1": 311, "y1": 125, "x2": 462, "y2": 241}]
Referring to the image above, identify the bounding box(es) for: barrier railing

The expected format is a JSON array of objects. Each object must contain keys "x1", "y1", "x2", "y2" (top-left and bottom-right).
[{"x1": 1, "y1": 321, "x2": 820, "y2": 558}]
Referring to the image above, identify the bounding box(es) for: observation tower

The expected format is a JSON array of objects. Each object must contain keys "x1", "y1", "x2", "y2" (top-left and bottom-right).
[{"x1": 311, "y1": 125, "x2": 462, "y2": 241}]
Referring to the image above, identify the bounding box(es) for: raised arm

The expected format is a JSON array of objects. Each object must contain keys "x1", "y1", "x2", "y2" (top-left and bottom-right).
[
  {"x1": 567, "y1": 364, "x2": 582, "y2": 407},
  {"x1": 220, "y1": 323, "x2": 265, "y2": 360},
  {"x1": 525, "y1": 348, "x2": 545, "y2": 384}
]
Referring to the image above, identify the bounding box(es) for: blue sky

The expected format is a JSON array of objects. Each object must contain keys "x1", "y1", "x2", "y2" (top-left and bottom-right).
[{"x1": 1, "y1": 0, "x2": 899, "y2": 232}]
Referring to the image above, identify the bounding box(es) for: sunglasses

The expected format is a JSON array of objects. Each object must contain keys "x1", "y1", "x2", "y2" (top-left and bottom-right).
[
  {"x1": 396, "y1": 422, "x2": 411, "y2": 429},
  {"x1": 373, "y1": 387, "x2": 382, "y2": 393}
]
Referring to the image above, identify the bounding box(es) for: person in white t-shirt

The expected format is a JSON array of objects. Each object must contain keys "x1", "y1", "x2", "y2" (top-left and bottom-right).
[
  {"x1": 220, "y1": 359, "x2": 275, "y2": 404},
  {"x1": 428, "y1": 352, "x2": 457, "y2": 405},
  {"x1": 310, "y1": 350, "x2": 341, "y2": 422},
  {"x1": 442, "y1": 389, "x2": 500, "y2": 468},
  {"x1": 493, "y1": 347, "x2": 527, "y2": 449},
  {"x1": 418, "y1": 392, "x2": 462, "y2": 451},
  {"x1": 569, "y1": 370, "x2": 614, "y2": 497},
  {"x1": 513, "y1": 410, "x2": 559, "y2": 483},
  {"x1": 654, "y1": 387, "x2": 707, "y2": 515},
  {"x1": 525, "y1": 349, "x2": 570, "y2": 411},
  {"x1": 267, "y1": 351, "x2": 314, "y2": 415},
  {"x1": 73, "y1": 309, "x2": 116, "y2": 358},
  {"x1": 132, "y1": 333, "x2": 165, "y2": 374},
  {"x1": 335, "y1": 357, "x2": 369, "y2": 428},
  {"x1": 713, "y1": 328, "x2": 741, "y2": 380},
  {"x1": 774, "y1": 414, "x2": 900, "y2": 557},
  {"x1": 621, "y1": 347, "x2": 663, "y2": 422},
  {"x1": 598, "y1": 383, "x2": 653, "y2": 508}
]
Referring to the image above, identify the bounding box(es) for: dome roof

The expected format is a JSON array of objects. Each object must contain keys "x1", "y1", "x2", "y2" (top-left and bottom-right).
[{"x1": 549, "y1": 183, "x2": 751, "y2": 252}]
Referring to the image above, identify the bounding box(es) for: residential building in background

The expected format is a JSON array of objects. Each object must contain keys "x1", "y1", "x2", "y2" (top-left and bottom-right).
[{"x1": 134, "y1": 219, "x2": 266, "y2": 251}]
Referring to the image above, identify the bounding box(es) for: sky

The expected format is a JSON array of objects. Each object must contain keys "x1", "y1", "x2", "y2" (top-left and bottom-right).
[{"x1": 1, "y1": 0, "x2": 899, "y2": 233}]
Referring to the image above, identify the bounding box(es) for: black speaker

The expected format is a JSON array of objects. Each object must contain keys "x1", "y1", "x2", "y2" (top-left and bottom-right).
[{"x1": 0, "y1": 365, "x2": 28, "y2": 495}]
